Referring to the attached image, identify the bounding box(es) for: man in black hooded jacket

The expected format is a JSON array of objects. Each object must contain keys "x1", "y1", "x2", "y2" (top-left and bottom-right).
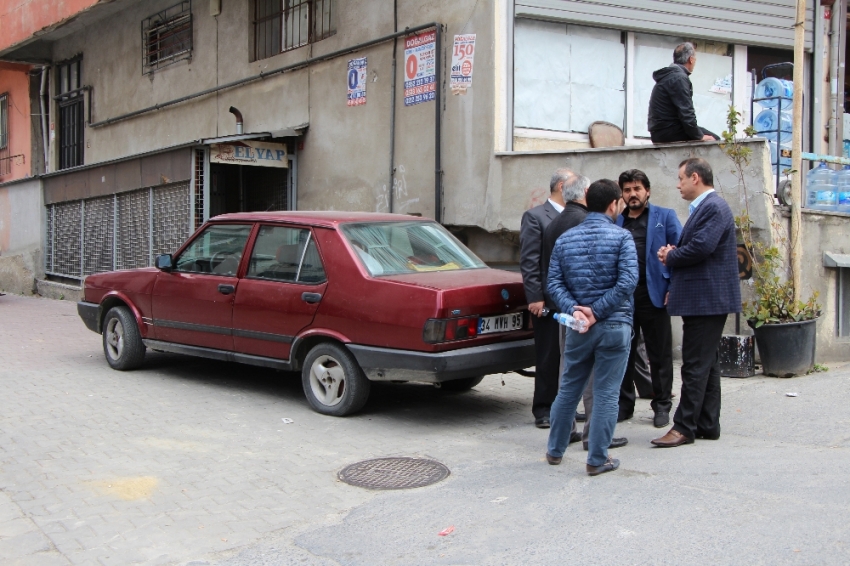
[{"x1": 647, "y1": 42, "x2": 718, "y2": 144}]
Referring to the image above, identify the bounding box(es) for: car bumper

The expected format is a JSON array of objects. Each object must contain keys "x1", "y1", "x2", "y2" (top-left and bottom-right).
[
  {"x1": 77, "y1": 301, "x2": 100, "y2": 333},
  {"x1": 346, "y1": 338, "x2": 535, "y2": 383}
]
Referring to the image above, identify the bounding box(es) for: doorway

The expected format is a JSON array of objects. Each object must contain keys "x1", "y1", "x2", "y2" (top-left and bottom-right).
[{"x1": 209, "y1": 163, "x2": 292, "y2": 216}]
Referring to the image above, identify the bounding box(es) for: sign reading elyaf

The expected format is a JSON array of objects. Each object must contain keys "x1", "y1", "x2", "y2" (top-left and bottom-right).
[{"x1": 210, "y1": 141, "x2": 289, "y2": 168}]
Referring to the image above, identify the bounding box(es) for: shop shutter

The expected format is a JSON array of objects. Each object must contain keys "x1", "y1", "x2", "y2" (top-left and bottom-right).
[{"x1": 515, "y1": 0, "x2": 814, "y2": 50}]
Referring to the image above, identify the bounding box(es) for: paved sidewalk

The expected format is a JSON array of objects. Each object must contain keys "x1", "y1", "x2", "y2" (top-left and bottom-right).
[{"x1": 1, "y1": 294, "x2": 849, "y2": 565}]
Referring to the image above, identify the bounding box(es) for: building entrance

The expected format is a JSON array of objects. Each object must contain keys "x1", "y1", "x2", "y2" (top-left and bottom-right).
[{"x1": 208, "y1": 140, "x2": 293, "y2": 216}]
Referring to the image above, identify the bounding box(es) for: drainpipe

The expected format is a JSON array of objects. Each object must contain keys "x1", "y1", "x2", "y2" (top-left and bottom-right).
[
  {"x1": 229, "y1": 106, "x2": 243, "y2": 134},
  {"x1": 829, "y1": 4, "x2": 841, "y2": 156},
  {"x1": 39, "y1": 66, "x2": 50, "y2": 173},
  {"x1": 388, "y1": 0, "x2": 398, "y2": 213}
]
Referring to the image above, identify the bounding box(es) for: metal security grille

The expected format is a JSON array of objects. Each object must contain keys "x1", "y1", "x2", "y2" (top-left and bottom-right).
[
  {"x1": 0, "y1": 93, "x2": 8, "y2": 176},
  {"x1": 52, "y1": 201, "x2": 82, "y2": 278},
  {"x1": 252, "y1": 0, "x2": 334, "y2": 61},
  {"x1": 194, "y1": 148, "x2": 205, "y2": 230},
  {"x1": 84, "y1": 196, "x2": 115, "y2": 275},
  {"x1": 57, "y1": 58, "x2": 84, "y2": 170},
  {"x1": 153, "y1": 183, "x2": 190, "y2": 257},
  {"x1": 45, "y1": 183, "x2": 191, "y2": 280},
  {"x1": 142, "y1": 1, "x2": 193, "y2": 74},
  {"x1": 117, "y1": 189, "x2": 152, "y2": 270}
]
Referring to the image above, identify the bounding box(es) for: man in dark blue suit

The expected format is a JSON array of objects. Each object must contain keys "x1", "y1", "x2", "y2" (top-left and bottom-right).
[
  {"x1": 653, "y1": 158, "x2": 741, "y2": 447},
  {"x1": 616, "y1": 170, "x2": 682, "y2": 428}
]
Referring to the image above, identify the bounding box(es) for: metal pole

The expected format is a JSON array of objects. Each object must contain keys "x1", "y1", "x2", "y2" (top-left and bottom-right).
[
  {"x1": 790, "y1": 0, "x2": 806, "y2": 303},
  {"x1": 434, "y1": 24, "x2": 442, "y2": 223}
]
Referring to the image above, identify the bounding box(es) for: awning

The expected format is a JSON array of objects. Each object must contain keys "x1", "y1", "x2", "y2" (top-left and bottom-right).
[{"x1": 823, "y1": 252, "x2": 850, "y2": 268}]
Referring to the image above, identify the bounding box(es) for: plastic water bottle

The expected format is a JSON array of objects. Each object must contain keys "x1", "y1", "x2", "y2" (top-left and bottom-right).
[
  {"x1": 552, "y1": 311, "x2": 587, "y2": 331},
  {"x1": 754, "y1": 77, "x2": 793, "y2": 109},
  {"x1": 768, "y1": 141, "x2": 791, "y2": 169},
  {"x1": 754, "y1": 108, "x2": 792, "y2": 143},
  {"x1": 805, "y1": 162, "x2": 838, "y2": 211},
  {"x1": 836, "y1": 165, "x2": 850, "y2": 213}
]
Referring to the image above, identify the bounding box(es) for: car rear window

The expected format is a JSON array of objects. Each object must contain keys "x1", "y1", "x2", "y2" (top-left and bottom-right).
[{"x1": 341, "y1": 221, "x2": 486, "y2": 276}]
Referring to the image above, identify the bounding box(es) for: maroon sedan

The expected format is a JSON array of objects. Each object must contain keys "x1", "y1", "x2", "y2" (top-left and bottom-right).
[{"x1": 77, "y1": 212, "x2": 534, "y2": 416}]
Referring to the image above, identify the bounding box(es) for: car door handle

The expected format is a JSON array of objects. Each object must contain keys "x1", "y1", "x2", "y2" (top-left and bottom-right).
[
  {"x1": 218, "y1": 284, "x2": 235, "y2": 295},
  {"x1": 301, "y1": 292, "x2": 322, "y2": 304}
]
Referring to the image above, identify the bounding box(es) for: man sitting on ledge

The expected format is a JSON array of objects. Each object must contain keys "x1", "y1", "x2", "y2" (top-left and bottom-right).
[{"x1": 648, "y1": 42, "x2": 719, "y2": 144}]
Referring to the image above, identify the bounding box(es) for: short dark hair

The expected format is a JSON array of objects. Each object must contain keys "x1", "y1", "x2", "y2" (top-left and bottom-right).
[
  {"x1": 618, "y1": 169, "x2": 651, "y2": 191},
  {"x1": 586, "y1": 179, "x2": 622, "y2": 213},
  {"x1": 679, "y1": 157, "x2": 714, "y2": 187}
]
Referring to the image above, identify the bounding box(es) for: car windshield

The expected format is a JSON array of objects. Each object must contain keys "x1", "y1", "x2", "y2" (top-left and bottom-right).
[{"x1": 341, "y1": 221, "x2": 486, "y2": 276}]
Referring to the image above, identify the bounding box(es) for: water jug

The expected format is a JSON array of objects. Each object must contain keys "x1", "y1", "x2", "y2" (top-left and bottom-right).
[
  {"x1": 835, "y1": 165, "x2": 850, "y2": 213},
  {"x1": 754, "y1": 77, "x2": 793, "y2": 109},
  {"x1": 768, "y1": 141, "x2": 791, "y2": 170},
  {"x1": 754, "y1": 109, "x2": 792, "y2": 143},
  {"x1": 805, "y1": 162, "x2": 837, "y2": 211}
]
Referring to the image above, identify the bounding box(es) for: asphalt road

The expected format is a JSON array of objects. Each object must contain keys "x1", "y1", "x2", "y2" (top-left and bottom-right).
[{"x1": 1, "y1": 294, "x2": 848, "y2": 565}]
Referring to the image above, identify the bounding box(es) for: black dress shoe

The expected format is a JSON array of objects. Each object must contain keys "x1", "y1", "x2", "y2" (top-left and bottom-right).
[
  {"x1": 569, "y1": 431, "x2": 582, "y2": 444},
  {"x1": 617, "y1": 410, "x2": 634, "y2": 422},
  {"x1": 586, "y1": 457, "x2": 620, "y2": 476},
  {"x1": 545, "y1": 453, "x2": 562, "y2": 465},
  {"x1": 575, "y1": 412, "x2": 587, "y2": 422},
  {"x1": 535, "y1": 416, "x2": 550, "y2": 429},
  {"x1": 583, "y1": 437, "x2": 628, "y2": 451},
  {"x1": 653, "y1": 411, "x2": 670, "y2": 428}
]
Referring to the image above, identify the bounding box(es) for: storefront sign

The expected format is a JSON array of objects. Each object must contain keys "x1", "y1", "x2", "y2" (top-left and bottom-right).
[
  {"x1": 347, "y1": 57, "x2": 367, "y2": 106},
  {"x1": 450, "y1": 34, "x2": 476, "y2": 95},
  {"x1": 210, "y1": 141, "x2": 288, "y2": 168},
  {"x1": 404, "y1": 30, "x2": 436, "y2": 106}
]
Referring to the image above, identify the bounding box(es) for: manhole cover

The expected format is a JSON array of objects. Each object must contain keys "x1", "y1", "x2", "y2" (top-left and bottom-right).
[{"x1": 338, "y1": 457, "x2": 450, "y2": 490}]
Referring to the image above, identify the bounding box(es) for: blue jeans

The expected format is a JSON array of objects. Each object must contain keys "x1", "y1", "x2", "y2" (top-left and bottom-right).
[{"x1": 547, "y1": 321, "x2": 631, "y2": 466}]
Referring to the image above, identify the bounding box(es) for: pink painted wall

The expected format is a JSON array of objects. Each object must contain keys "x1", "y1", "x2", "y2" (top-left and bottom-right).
[
  {"x1": 0, "y1": 61, "x2": 32, "y2": 183},
  {"x1": 0, "y1": 0, "x2": 100, "y2": 52}
]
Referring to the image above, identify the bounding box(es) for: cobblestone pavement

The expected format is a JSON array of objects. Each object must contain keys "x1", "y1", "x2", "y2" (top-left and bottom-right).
[{"x1": 2, "y1": 294, "x2": 849, "y2": 565}]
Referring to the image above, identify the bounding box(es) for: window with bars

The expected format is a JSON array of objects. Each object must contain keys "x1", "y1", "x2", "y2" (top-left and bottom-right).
[
  {"x1": 57, "y1": 57, "x2": 84, "y2": 170},
  {"x1": 252, "y1": 0, "x2": 335, "y2": 61},
  {"x1": 142, "y1": 1, "x2": 193, "y2": 74}
]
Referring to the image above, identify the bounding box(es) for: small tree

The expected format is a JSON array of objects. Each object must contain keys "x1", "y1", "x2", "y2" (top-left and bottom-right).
[{"x1": 719, "y1": 105, "x2": 820, "y2": 327}]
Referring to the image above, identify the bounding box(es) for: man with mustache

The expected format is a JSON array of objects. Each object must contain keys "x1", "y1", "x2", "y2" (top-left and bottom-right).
[{"x1": 616, "y1": 169, "x2": 682, "y2": 428}]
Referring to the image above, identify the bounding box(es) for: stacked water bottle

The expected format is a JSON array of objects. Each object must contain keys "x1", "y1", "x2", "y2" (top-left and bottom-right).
[
  {"x1": 806, "y1": 161, "x2": 850, "y2": 212},
  {"x1": 753, "y1": 77, "x2": 793, "y2": 171}
]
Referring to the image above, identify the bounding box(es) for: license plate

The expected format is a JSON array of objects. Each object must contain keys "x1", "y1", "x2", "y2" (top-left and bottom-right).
[{"x1": 478, "y1": 313, "x2": 524, "y2": 335}]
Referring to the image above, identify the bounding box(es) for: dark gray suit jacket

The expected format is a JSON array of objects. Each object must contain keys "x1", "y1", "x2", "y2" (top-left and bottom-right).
[
  {"x1": 666, "y1": 192, "x2": 742, "y2": 317},
  {"x1": 519, "y1": 200, "x2": 559, "y2": 304}
]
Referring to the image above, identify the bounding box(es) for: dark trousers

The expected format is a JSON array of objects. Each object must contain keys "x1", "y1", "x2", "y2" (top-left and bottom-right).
[
  {"x1": 620, "y1": 286, "x2": 675, "y2": 414},
  {"x1": 673, "y1": 314, "x2": 728, "y2": 440},
  {"x1": 532, "y1": 314, "x2": 560, "y2": 419},
  {"x1": 650, "y1": 127, "x2": 719, "y2": 144}
]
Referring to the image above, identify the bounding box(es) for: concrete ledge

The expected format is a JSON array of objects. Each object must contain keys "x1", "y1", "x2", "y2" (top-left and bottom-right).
[{"x1": 36, "y1": 279, "x2": 82, "y2": 302}]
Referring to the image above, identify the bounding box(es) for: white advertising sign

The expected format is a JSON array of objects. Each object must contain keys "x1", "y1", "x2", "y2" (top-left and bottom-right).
[
  {"x1": 210, "y1": 141, "x2": 288, "y2": 168},
  {"x1": 450, "y1": 34, "x2": 476, "y2": 95}
]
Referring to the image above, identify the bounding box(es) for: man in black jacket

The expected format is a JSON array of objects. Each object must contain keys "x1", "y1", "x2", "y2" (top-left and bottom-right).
[{"x1": 648, "y1": 42, "x2": 718, "y2": 144}]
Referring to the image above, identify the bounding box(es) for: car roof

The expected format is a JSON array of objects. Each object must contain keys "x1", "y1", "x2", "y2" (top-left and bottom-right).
[{"x1": 209, "y1": 211, "x2": 432, "y2": 228}]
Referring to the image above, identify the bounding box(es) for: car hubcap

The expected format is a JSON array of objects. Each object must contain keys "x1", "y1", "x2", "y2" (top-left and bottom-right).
[
  {"x1": 309, "y1": 355, "x2": 346, "y2": 407},
  {"x1": 105, "y1": 318, "x2": 124, "y2": 360}
]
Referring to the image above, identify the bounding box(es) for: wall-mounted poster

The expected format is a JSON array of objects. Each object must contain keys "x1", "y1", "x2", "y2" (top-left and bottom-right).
[
  {"x1": 347, "y1": 57, "x2": 367, "y2": 106},
  {"x1": 404, "y1": 30, "x2": 436, "y2": 106},
  {"x1": 450, "y1": 34, "x2": 476, "y2": 95}
]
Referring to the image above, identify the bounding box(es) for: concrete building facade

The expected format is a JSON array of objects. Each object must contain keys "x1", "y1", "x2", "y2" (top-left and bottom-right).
[{"x1": 0, "y1": 0, "x2": 847, "y2": 359}]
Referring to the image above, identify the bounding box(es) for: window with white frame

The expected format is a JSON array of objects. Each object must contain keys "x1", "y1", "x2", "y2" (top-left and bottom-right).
[{"x1": 513, "y1": 19, "x2": 734, "y2": 141}]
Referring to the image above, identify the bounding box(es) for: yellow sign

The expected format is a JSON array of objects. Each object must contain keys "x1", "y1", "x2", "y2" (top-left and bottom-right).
[{"x1": 210, "y1": 141, "x2": 288, "y2": 168}]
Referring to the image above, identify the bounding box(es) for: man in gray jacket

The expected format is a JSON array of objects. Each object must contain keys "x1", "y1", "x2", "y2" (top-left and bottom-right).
[{"x1": 545, "y1": 179, "x2": 638, "y2": 476}]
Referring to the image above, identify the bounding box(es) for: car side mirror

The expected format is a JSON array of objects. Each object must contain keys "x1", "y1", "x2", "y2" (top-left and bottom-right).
[{"x1": 156, "y1": 254, "x2": 173, "y2": 272}]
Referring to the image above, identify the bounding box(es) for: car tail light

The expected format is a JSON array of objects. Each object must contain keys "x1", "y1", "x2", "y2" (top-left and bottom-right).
[{"x1": 423, "y1": 316, "x2": 479, "y2": 344}]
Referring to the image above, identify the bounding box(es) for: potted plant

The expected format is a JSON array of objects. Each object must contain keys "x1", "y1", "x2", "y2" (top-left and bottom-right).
[{"x1": 721, "y1": 107, "x2": 821, "y2": 377}]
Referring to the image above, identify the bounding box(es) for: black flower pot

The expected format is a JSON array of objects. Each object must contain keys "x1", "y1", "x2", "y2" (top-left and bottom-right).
[{"x1": 748, "y1": 318, "x2": 818, "y2": 377}]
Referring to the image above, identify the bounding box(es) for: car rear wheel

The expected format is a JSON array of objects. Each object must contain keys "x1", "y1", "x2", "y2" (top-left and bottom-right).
[
  {"x1": 302, "y1": 342, "x2": 371, "y2": 416},
  {"x1": 440, "y1": 375, "x2": 485, "y2": 392},
  {"x1": 102, "y1": 306, "x2": 146, "y2": 370}
]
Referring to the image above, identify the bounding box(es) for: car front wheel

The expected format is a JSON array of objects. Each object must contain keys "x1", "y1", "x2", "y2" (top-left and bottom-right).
[
  {"x1": 302, "y1": 342, "x2": 371, "y2": 416},
  {"x1": 102, "y1": 306, "x2": 146, "y2": 370}
]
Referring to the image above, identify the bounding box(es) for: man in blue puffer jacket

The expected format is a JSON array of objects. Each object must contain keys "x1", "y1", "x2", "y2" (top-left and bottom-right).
[{"x1": 545, "y1": 179, "x2": 638, "y2": 476}]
